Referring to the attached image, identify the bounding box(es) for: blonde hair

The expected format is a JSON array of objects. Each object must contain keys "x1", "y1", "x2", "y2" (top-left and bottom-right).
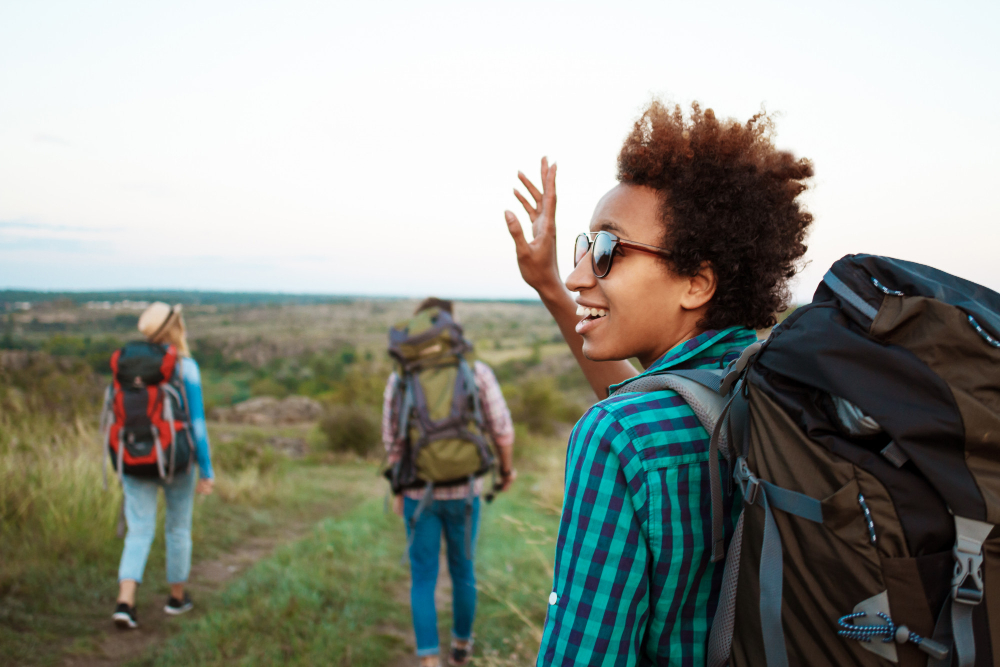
[
  {"x1": 138, "y1": 302, "x2": 192, "y2": 357},
  {"x1": 154, "y1": 315, "x2": 191, "y2": 357}
]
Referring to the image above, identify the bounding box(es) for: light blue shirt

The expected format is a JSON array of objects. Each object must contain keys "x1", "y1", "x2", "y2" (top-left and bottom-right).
[{"x1": 180, "y1": 357, "x2": 213, "y2": 479}]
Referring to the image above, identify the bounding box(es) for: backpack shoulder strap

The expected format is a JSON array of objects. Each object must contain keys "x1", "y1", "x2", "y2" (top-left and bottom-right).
[
  {"x1": 456, "y1": 357, "x2": 483, "y2": 429},
  {"x1": 611, "y1": 369, "x2": 728, "y2": 437},
  {"x1": 396, "y1": 372, "x2": 416, "y2": 438}
]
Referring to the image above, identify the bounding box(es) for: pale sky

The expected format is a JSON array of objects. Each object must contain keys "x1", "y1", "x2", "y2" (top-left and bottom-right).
[{"x1": 1, "y1": 0, "x2": 998, "y2": 302}]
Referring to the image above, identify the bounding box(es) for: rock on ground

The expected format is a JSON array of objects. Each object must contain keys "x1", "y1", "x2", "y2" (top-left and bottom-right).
[{"x1": 211, "y1": 395, "x2": 323, "y2": 425}]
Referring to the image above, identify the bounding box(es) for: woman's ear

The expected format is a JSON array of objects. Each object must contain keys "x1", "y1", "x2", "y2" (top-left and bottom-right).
[{"x1": 680, "y1": 262, "x2": 717, "y2": 311}]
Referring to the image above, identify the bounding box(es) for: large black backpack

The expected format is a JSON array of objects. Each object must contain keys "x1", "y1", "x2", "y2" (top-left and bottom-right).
[{"x1": 613, "y1": 255, "x2": 1000, "y2": 667}]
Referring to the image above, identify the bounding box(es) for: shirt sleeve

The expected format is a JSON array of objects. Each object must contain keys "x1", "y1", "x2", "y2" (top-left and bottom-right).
[
  {"x1": 538, "y1": 405, "x2": 651, "y2": 666},
  {"x1": 382, "y1": 372, "x2": 400, "y2": 461},
  {"x1": 474, "y1": 361, "x2": 514, "y2": 448},
  {"x1": 181, "y1": 357, "x2": 213, "y2": 479}
]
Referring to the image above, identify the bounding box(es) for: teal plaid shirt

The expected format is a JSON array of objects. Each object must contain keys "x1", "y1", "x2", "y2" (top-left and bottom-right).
[{"x1": 538, "y1": 327, "x2": 756, "y2": 666}]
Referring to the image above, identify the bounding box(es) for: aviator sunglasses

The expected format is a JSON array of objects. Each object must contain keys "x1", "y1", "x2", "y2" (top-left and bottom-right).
[{"x1": 574, "y1": 231, "x2": 673, "y2": 278}]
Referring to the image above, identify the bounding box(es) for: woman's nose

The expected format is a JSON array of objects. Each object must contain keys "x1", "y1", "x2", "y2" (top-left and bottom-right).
[{"x1": 565, "y1": 251, "x2": 598, "y2": 293}]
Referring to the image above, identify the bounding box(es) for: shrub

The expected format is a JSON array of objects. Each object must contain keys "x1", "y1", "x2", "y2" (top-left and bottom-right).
[
  {"x1": 503, "y1": 377, "x2": 584, "y2": 435},
  {"x1": 319, "y1": 405, "x2": 380, "y2": 456},
  {"x1": 249, "y1": 377, "x2": 289, "y2": 398},
  {"x1": 212, "y1": 433, "x2": 282, "y2": 474},
  {"x1": 324, "y1": 367, "x2": 386, "y2": 407}
]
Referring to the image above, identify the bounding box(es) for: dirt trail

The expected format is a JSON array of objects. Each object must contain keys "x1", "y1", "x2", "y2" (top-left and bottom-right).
[
  {"x1": 61, "y1": 463, "x2": 386, "y2": 667},
  {"x1": 63, "y1": 519, "x2": 319, "y2": 667},
  {"x1": 61, "y1": 494, "x2": 455, "y2": 667}
]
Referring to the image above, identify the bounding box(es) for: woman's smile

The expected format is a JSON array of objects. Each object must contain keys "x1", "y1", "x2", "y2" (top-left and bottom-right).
[{"x1": 575, "y1": 303, "x2": 610, "y2": 334}]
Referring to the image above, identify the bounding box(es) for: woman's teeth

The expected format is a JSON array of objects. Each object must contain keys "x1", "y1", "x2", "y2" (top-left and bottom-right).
[{"x1": 576, "y1": 305, "x2": 609, "y2": 319}]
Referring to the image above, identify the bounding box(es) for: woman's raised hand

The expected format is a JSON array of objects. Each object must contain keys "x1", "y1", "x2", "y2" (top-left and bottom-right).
[{"x1": 505, "y1": 157, "x2": 561, "y2": 296}]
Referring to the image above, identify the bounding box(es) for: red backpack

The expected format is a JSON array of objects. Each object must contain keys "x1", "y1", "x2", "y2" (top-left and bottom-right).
[{"x1": 99, "y1": 341, "x2": 193, "y2": 481}]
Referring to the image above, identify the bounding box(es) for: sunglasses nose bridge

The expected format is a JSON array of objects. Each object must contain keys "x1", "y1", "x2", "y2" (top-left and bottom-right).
[{"x1": 574, "y1": 233, "x2": 592, "y2": 268}]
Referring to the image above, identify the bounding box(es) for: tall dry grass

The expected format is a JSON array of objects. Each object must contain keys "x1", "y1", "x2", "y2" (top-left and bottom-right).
[
  {"x1": 0, "y1": 411, "x2": 122, "y2": 586},
  {"x1": 0, "y1": 353, "x2": 119, "y2": 591}
]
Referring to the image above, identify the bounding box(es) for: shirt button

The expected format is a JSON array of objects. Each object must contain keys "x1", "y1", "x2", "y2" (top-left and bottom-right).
[{"x1": 548, "y1": 591, "x2": 558, "y2": 605}]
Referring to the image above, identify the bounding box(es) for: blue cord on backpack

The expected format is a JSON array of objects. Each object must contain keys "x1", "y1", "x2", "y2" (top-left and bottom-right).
[{"x1": 837, "y1": 611, "x2": 949, "y2": 660}]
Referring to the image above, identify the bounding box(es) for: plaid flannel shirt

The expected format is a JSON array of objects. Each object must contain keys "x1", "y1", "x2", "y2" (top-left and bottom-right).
[
  {"x1": 538, "y1": 327, "x2": 756, "y2": 666},
  {"x1": 382, "y1": 360, "x2": 514, "y2": 500}
]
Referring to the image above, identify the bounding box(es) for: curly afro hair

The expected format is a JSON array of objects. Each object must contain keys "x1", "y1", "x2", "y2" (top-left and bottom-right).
[{"x1": 617, "y1": 100, "x2": 814, "y2": 330}]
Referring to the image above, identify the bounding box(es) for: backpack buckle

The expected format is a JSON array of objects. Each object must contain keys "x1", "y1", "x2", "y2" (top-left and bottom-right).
[
  {"x1": 950, "y1": 516, "x2": 994, "y2": 605},
  {"x1": 951, "y1": 546, "x2": 985, "y2": 605},
  {"x1": 735, "y1": 457, "x2": 760, "y2": 505}
]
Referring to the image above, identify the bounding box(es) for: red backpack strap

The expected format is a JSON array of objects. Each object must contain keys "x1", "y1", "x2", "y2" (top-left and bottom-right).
[
  {"x1": 108, "y1": 349, "x2": 125, "y2": 452},
  {"x1": 110, "y1": 348, "x2": 122, "y2": 376},
  {"x1": 160, "y1": 344, "x2": 178, "y2": 381}
]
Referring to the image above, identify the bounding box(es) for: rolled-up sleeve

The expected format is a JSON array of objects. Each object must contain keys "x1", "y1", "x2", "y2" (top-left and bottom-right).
[
  {"x1": 474, "y1": 361, "x2": 514, "y2": 449},
  {"x1": 382, "y1": 372, "x2": 400, "y2": 462}
]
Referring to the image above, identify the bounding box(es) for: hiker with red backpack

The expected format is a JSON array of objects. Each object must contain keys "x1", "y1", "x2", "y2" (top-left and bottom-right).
[
  {"x1": 508, "y1": 102, "x2": 1000, "y2": 666},
  {"x1": 102, "y1": 302, "x2": 215, "y2": 629},
  {"x1": 382, "y1": 298, "x2": 516, "y2": 667}
]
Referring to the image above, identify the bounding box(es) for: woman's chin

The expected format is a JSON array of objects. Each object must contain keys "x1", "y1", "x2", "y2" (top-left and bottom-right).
[{"x1": 581, "y1": 338, "x2": 626, "y2": 363}]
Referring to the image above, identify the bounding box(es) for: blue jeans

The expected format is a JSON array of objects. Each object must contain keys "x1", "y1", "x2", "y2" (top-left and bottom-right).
[
  {"x1": 404, "y1": 496, "x2": 481, "y2": 657},
  {"x1": 118, "y1": 468, "x2": 197, "y2": 585}
]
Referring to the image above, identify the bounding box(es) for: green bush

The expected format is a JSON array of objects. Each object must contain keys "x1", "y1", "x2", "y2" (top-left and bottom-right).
[
  {"x1": 249, "y1": 377, "x2": 289, "y2": 398},
  {"x1": 212, "y1": 433, "x2": 282, "y2": 474},
  {"x1": 318, "y1": 405, "x2": 380, "y2": 456},
  {"x1": 503, "y1": 376, "x2": 584, "y2": 435},
  {"x1": 0, "y1": 353, "x2": 104, "y2": 418}
]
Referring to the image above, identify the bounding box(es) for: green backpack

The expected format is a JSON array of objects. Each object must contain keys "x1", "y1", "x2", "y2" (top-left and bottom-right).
[{"x1": 385, "y1": 308, "x2": 495, "y2": 499}]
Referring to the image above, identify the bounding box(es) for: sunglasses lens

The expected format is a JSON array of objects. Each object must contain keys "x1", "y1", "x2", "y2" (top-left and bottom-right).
[
  {"x1": 574, "y1": 234, "x2": 590, "y2": 267},
  {"x1": 592, "y1": 232, "x2": 616, "y2": 277}
]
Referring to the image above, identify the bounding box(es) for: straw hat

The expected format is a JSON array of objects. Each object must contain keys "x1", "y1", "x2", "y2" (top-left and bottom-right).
[{"x1": 137, "y1": 302, "x2": 183, "y2": 342}]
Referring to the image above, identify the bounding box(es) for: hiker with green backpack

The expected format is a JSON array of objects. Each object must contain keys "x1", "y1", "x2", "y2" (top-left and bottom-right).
[
  {"x1": 508, "y1": 101, "x2": 1000, "y2": 666},
  {"x1": 382, "y1": 298, "x2": 515, "y2": 667}
]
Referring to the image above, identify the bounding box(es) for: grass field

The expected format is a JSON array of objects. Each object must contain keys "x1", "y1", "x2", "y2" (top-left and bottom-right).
[{"x1": 1, "y1": 297, "x2": 582, "y2": 666}]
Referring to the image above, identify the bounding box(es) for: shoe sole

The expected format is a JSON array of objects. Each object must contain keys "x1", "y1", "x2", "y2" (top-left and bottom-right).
[
  {"x1": 449, "y1": 649, "x2": 472, "y2": 666},
  {"x1": 112, "y1": 612, "x2": 137, "y2": 629},
  {"x1": 164, "y1": 603, "x2": 193, "y2": 615}
]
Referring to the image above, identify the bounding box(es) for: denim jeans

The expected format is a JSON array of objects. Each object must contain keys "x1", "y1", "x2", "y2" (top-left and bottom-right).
[
  {"x1": 118, "y1": 468, "x2": 197, "y2": 584},
  {"x1": 404, "y1": 496, "x2": 481, "y2": 657}
]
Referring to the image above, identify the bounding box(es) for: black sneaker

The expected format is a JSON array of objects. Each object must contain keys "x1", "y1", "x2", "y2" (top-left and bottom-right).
[
  {"x1": 112, "y1": 602, "x2": 138, "y2": 629},
  {"x1": 449, "y1": 640, "x2": 473, "y2": 666},
  {"x1": 164, "y1": 591, "x2": 193, "y2": 615}
]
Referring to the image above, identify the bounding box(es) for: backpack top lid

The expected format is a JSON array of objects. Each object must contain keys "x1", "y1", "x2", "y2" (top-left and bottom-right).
[
  {"x1": 825, "y1": 254, "x2": 1000, "y2": 341},
  {"x1": 111, "y1": 341, "x2": 178, "y2": 388},
  {"x1": 388, "y1": 308, "x2": 473, "y2": 370}
]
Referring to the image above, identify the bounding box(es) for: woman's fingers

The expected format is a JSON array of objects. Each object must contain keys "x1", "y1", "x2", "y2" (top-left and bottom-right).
[
  {"x1": 504, "y1": 210, "x2": 531, "y2": 257},
  {"x1": 544, "y1": 162, "x2": 557, "y2": 212},
  {"x1": 518, "y1": 171, "x2": 544, "y2": 204},
  {"x1": 513, "y1": 189, "x2": 537, "y2": 220}
]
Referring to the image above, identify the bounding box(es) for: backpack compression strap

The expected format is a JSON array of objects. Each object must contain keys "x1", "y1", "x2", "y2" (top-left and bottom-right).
[{"x1": 926, "y1": 516, "x2": 995, "y2": 667}]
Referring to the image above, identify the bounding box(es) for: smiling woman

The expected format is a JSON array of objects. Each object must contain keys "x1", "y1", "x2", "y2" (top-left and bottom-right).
[{"x1": 504, "y1": 99, "x2": 813, "y2": 666}]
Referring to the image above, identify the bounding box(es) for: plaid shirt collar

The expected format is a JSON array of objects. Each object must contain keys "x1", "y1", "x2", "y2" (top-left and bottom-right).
[{"x1": 607, "y1": 326, "x2": 750, "y2": 395}]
